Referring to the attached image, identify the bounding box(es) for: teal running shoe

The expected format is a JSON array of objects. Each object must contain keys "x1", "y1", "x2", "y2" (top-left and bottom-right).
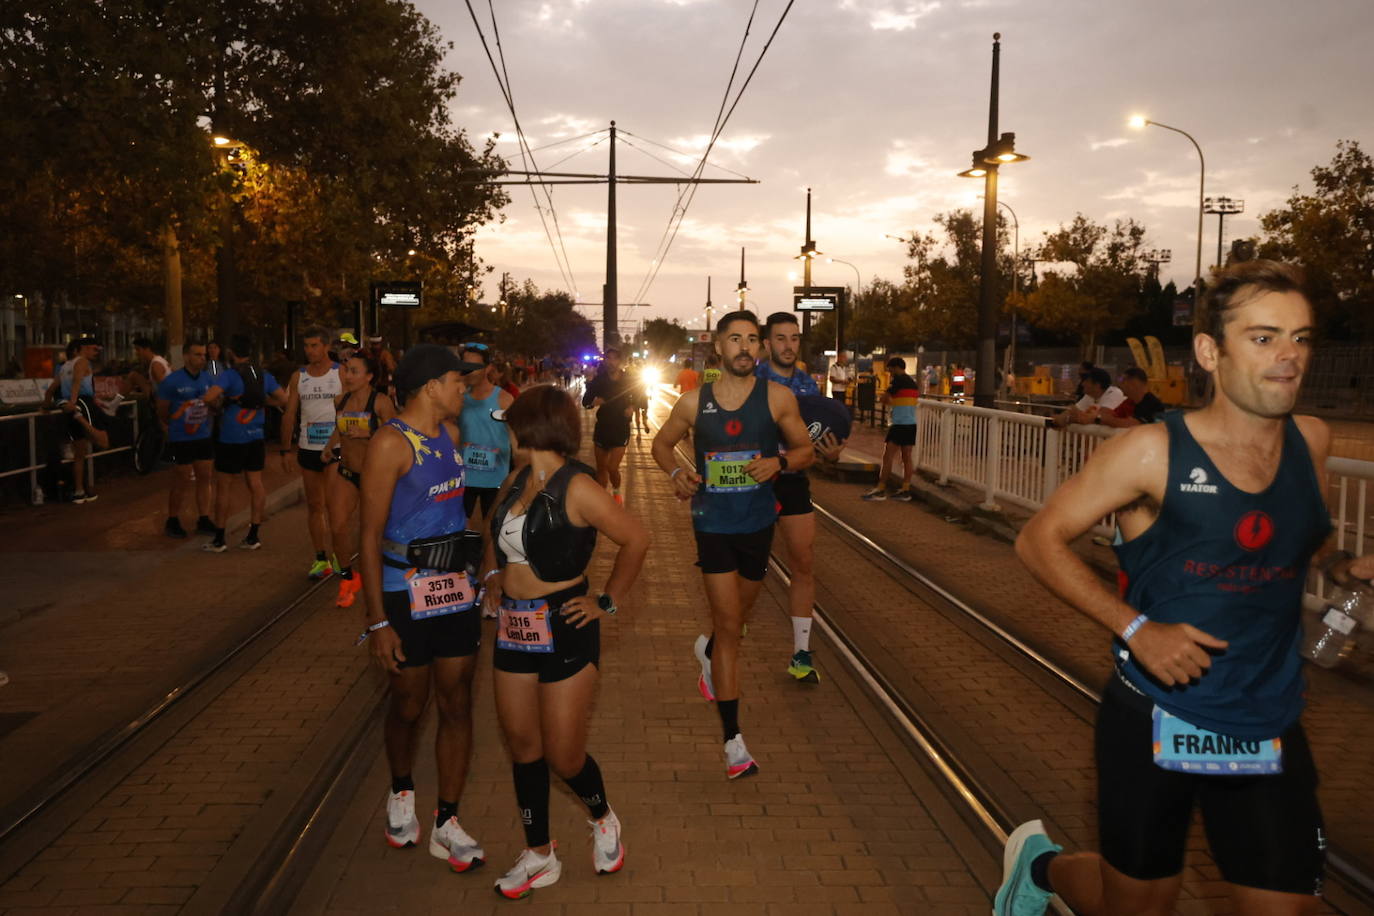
[
  {"x1": 787, "y1": 649, "x2": 820, "y2": 684},
  {"x1": 993, "y1": 819, "x2": 1061, "y2": 916}
]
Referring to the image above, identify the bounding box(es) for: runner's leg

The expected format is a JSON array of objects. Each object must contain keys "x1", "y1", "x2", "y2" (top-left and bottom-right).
[
  {"x1": 495, "y1": 669, "x2": 551, "y2": 852},
  {"x1": 193, "y1": 458, "x2": 214, "y2": 519},
  {"x1": 213, "y1": 470, "x2": 233, "y2": 531},
  {"x1": 431, "y1": 655, "x2": 478, "y2": 808},
  {"x1": 899, "y1": 444, "x2": 914, "y2": 489},
  {"x1": 326, "y1": 466, "x2": 358, "y2": 568},
  {"x1": 301, "y1": 467, "x2": 329, "y2": 554},
  {"x1": 702, "y1": 572, "x2": 745, "y2": 702},
  {"x1": 1228, "y1": 885, "x2": 1321, "y2": 915},
  {"x1": 777, "y1": 513, "x2": 815, "y2": 622},
  {"x1": 880, "y1": 442, "x2": 896, "y2": 490},
  {"x1": 1047, "y1": 855, "x2": 1181, "y2": 916},
  {"x1": 169, "y1": 464, "x2": 193, "y2": 519},
  {"x1": 538, "y1": 664, "x2": 597, "y2": 780},
  {"x1": 594, "y1": 445, "x2": 610, "y2": 489},
  {"x1": 72, "y1": 438, "x2": 88, "y2": 495},
  {"x1": 385, "y1": 666, "x2": 432, "y2": 786},
  {"x1": 605, "y1": 446, "x2": 626, "y2": 492},
  {"x1": 245, "y1": 469, "x2": 266, "y2": 524}
]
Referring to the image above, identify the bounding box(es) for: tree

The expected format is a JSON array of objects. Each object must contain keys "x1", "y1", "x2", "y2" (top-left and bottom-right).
[
  {"x1": 641, "y1": 317, "x2": 688, "y2": 359},
  {"x1": 1258, "y1": 140, "x2": 1374, "y2": 338},
  {"x1": 495, "y1": 280, "x2": 597, "y2": 360}
]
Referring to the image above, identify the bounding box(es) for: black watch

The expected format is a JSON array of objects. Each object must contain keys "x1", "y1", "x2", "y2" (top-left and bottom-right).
[
  {"x1": 596, "y1": 592, "x2": 618, "y2": 616},
  {"x1": 776, "y1": 454, "x2": 789, "y2": 472}
]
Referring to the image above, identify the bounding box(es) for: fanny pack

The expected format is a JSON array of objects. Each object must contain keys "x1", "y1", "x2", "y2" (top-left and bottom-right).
[{"x1": 382, "y1": 530, "x2": 483, "y2": 574}]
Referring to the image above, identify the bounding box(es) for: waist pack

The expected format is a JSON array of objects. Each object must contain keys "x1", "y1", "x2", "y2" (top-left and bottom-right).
[{"x1": 382, "y1": 529, "x2": 483, "y2": 575}]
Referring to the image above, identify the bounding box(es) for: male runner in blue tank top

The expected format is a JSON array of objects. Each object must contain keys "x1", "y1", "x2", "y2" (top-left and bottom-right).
[
  {"x1": 652, "y1": 310, "x2": 815, "y2": 778},
  {"x1": 1000, "y1": 260, "x2": 1374, "y2": 916},
  {"x1": 358, "y1": 344, "x2": 486, "y2": 873}
]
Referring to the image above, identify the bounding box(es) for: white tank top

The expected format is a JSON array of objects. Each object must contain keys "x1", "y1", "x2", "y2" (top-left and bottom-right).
[
  {"x1": 297, "y1": 364, "x2": 342, "y2": 450},
  {"x1": 498, "y1": 512, "x2": 528, "y2": 565},
  {"x1": 148, "y1": 355, "x2": 171, "y2": 384}
]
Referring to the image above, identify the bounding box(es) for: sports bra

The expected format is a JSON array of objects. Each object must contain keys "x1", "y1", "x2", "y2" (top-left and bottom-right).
[
  {"x1": 336, "y1": 389, "x2": 380, "y2": 434},
  {"x1": 498, "y1": 511, "x2": 528, "y2": 565}
]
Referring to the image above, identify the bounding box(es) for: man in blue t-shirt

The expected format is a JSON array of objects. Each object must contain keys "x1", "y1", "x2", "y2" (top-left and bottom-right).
[
  {"x1": 203, "y1": 335, "x2": 287, "y2": 552},
  {"x1": 156, "y1": 342, "x2": 223, "y2": 539}
]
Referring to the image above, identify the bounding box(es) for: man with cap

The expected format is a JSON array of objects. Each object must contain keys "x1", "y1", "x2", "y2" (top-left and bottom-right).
[
  {"x1": 43, "y1": 336, "x2": 110, "y2": 504},
  {"x1": 358, "y1": 343, "x2": 486, "y2": 871},
  {"x1": 862, "y1": 356, "x2": 919, "y2": 501}
]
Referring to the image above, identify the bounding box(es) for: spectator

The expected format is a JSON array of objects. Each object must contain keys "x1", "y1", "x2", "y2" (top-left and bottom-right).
[
  {"x1": 828, "y1": 352, "x2": 854, "y2": 403},
  {"x1": 862, "y1": 357, "x2": 919, "y2": 502},
  {"x1": 1072, "y1": 360, "x2": 1095, "y2": 400},
  {"x1": 1100, "y1": 367, "x2": 1166, "y2": 428},
  {"x1": 133, "y1": 337, "x2": 171, "y2": 388},
  {"x1": 365, "y1": 336, "x2": 397, "y2": 393},
  {"x1": 675, "y1": 358, "x2": 701, "y2": 393},
  {"x1": 1052, "y1": 367, "x2": 1125, "y2": 427},
  {"x1": 206, "y1": 341, "x2": 225, "y2": 377}
]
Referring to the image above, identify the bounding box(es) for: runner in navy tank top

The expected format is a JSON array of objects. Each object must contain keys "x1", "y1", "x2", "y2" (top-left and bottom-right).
[
  {"x1": 999, "y1": 261, "x2": 1374, "y2": 916},
  {"x1": 358, "y1": 344, "x2": 487, "y2": 873},
  {"x1": 651, "y1": 310, "x2": 815, "y2": 779}
]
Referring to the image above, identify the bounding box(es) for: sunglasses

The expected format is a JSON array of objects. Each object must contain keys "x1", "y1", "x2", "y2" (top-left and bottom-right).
[{"x1": 461, "y1": 342, "x2": 489, "y2": 351}]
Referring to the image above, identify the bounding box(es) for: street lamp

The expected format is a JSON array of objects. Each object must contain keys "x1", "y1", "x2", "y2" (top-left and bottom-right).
[
  {"x1": 956, "y1": 32, "x2": 1030, "y2": 409},
  {"x1": 979, "y1": 195, "x2": 1019, "y2": 379},
  {"x1": 1129, "y1": 115, "x2": 1205, "y2": 323},
  {"x1": 826, "y1": 257, "x2": 862, "y2": 297}
]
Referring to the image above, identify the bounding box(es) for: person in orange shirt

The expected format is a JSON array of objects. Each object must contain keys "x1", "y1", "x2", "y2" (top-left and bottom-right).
[{"x1": 675, "y1": 358, "x2": 700, "y2": 393}]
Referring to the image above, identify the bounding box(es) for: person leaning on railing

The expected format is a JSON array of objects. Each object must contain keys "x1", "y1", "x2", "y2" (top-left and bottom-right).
[
  {"x1": 1099, "y1": 368, "x2": 1166, "y2": 429},
  {"x1": 1050, "y1": 367, "x2": 1125, "y2": 429}
]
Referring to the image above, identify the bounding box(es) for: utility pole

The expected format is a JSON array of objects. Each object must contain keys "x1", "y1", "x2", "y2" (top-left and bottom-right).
[
  {"x1": 605, "y1": 121, "x2": 617, "y2": 352},
  {"x1": 736, "y1": 247, "x2": 748, "y2": 310},
  {"x1": 797, "y1": 188, "x2": 821, "y2": 340}
]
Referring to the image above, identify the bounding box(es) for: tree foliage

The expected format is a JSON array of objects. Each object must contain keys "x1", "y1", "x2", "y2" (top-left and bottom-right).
[
  {"x1": 492, "y1": 280, "x2": 597, "y2": 359},
  {"x1": 641, "y1": 317, "x2": 688, "y2": 359}
]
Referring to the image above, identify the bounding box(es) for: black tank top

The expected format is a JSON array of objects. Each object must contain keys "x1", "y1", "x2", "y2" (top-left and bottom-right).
[{"x1": 691, "y1": 379, "x2": 779, "y2": 534}]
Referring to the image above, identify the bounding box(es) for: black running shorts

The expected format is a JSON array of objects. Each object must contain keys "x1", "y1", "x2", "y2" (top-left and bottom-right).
[
  {"x1": 463, "y1": 486, "x2": 499, "y2": 520},
  {"x1": 65, "y1": 396, "x2": 106, "y2": 442},
  {"x1": 492, "y1": 581, "x2": 599, "y2": 683},
  {"x1": 337, "y1": 464, "x2": 361, "y2": 489},
  {"x1": 296, "y1": 447, "x2": 326, "y2": 472},
  {"x1": 214, "y1": 440, "x2": 266, "y2": 474},
  {"x1": 885, "y1": 424, "x2": 917, "y2": 446},
  {"x1": 593, "y1": 421, "x2": 631, "y2": 451},
  {"x1": 382, "y1": 588, "x2": 481, "y2": 668},
  {"x1": 773, "y1": 473, "x2": 812, "y2": 517},
  {"x1": 168, "y1": 437, "x2": 215, "y2": 465},
  {"x1": 694, "y1": 525, "x2": 774, "y2": 581},
  {"x1": 1096, "y1": 673, "x2": 1325, "y2": 896}
]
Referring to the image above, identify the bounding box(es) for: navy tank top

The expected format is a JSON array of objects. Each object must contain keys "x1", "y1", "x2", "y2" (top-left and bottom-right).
[
  {"x1": 381, "y1": 418, "x2": 468, "y2": 592},
  {"x1": 691, "y1": 379, "x2": 779, "y2": 534},
  {"x1": 1113, "y1": 411, "x2": 1330, "y2": 739}
]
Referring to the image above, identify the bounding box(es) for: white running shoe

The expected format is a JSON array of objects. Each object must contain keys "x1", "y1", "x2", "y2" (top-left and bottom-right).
[
  {"x1": 724, "y1": 733, "x2": 759, "y2": 779},
  {"x1": 384, "y1": 790, "x2": 420, "y2": 848},
  {"x1": 494, "y1": 845, "x2": 561, "y2": 899},
  {"x1": 693, "y1": 634, "x2": 716, "y2": 701},
  {"x1": 429, "y1": 814, "x2": 485, "y2": 872},
  {"x1": 590, "y1": 809, "x2": 625, "y2": 875}
]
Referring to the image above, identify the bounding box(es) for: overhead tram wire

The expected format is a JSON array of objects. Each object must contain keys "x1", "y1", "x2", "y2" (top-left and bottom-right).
[
  {"x1": 633, "y1": 0, "x2": 795, "y2": 306},
  {"x1": 528, "y1": 128, "x2": 608, "y2": 154},
  {"x1": 618, "y1": 128, "x2": 755, "y2": 181},
  {"x1": 545, "y1": 134, "x2": 611, "y2": 173},
  {"x1": 462, "y1": 0, "x2": 577, "y2": 296},
  {"x1": 615, "y1": 135, "x2": 695, "y2": 177}
]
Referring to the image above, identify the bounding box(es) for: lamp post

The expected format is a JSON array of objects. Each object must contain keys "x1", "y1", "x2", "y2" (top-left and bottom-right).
[
  {"x1": 980, "y1": 195, "x2": 1019, "y2": 378},
  {"x1": 736, "y1": 247, "x2": 748, "y2": 310},
  {"x1": 957, "y1": 33, "x2": 1029, "y2": 409},
  {"x1": 794, "y1": 188, "x2": 824, "y2": 360},
  {"x1": 1129, "y1": 115, "x2": 1205, "y2": 323},
  {"x1": 826, "y1": 257, "x2": 860, "y2": 358}
]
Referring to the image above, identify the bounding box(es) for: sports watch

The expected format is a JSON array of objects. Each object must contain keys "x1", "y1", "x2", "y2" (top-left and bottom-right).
[{"x1": 596, "y1": 592, "x2": 618, "y2": 616}]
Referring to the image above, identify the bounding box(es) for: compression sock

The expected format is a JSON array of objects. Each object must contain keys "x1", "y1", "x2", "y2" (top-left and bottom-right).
[
  {"x1": 718, "y1": 699, "x2": 741, "y2": 743},
  {"x1": 792, "y1": 617, "x2": 812, "y2": 653},
  {"x1": 512, "y1": 759, "x2": 551, "y2": 848},
  {"x1": 1030, "y1": 850, "x2": 1057, "y2": 893},
  {"x1": 315, "y1": 551, "x2": 327, "y2": 562},
  {"x1": 391, "y1": 774, "x2": 415, "y2": 794},
  {"x1": 562, "y1": 755, "x2": 610, "y2": 820},
  {"x1": 339, "y1": 565, "x2": 354, "y2": 580},
  {"x1": 435, "y1": 799, "x2": 458, "y2": 828}
]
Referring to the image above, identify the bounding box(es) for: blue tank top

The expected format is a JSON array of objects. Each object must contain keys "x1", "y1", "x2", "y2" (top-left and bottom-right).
[
  {"x1": 59, "y1": 359, "x2": 94, "y2": 400},
  {"x1": 1113, "y1": 411, "x2": 1330, "y2": 739},
  {"x1": 756, "y1": 360, "x2": 819, "y2": 397},
  {"x1": 691, "y1": 379, "x2": 779, "y2": 534},
  {"x1": 458, "y1": 388, "x2": 510, "y2": 488},
  {"x1": 381, "y1": 418, "x2": 468, "y2": 591}
]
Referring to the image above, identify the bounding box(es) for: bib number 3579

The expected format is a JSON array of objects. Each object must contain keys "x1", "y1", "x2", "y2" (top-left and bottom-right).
[{"x1": 406, "y1": 571, "x2": 475, "y2": 620}]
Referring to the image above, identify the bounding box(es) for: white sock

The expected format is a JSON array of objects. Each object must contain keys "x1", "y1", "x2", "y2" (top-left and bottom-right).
[{"x1": 792, "y1": 616, "x2": 812, "y2": 653}]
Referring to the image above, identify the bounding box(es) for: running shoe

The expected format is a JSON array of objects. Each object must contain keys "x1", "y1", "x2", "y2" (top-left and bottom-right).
[
  {"x1": 613, "y1": 492, "x2": 624, "y2": 506},
  {"x1": 724, "y1": 733, "x2": 759, "y2": 779},
  {"x1": 239, "y1": 535, "x2": 262, "y2": 550},
  {"x1": 494, "y1": 845, "x2": 561, "y2": 899},
  {"x1": 72, "y1": 491, "x2": 98, "y2": 504},
  {"x1": 993, "y1": 819, "x2": 1061, "y2": 916},
  {"x1": 590, "y1": 809, "x2": 624, "y2": 875},
  {"x1": 195, "y1": 516, "x2": 217, "y2": 535},
  {"x1": 787, "y1": 649, "x2": 820, "y2": 684},
  {"x1": 308, "y1": 558, "x2": 333, "y2": 579},
  {"x1": 336, "y1": 574, "x2": 362, "y2": 608},
  {"x1": 861, "y1": 487, "x2": 888, "y2": 501},
  {"x1": 384, "y1": 790, "x2": 420, "y2": 849},
  {"x1": 165, "y1": 518, "x2": 188, "y2": 539},
  {"x1": 693, "y1": 634, "x2": 716, "y2": 702},
  {"x1": 202, "y1": 540, "x2": 227, "y2": 554},
  {"x1": 891, "y1": 488, "x2": 914, "y2": 502},
  {"x1": 429, "y1": 814, "x2": 485, "y2": 872}
]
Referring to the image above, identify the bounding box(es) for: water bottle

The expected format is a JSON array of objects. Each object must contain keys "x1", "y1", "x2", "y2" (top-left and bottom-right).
[{"x1": 1302, "y1": 586, "x2": 1371, "y2": 668}]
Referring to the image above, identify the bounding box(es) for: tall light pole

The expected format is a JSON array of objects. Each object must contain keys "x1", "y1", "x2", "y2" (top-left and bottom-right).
[
  {"x1": 1203, "y1": 196, "x2": 1244, "y2": 271},
  {"x1": 794, "y1": 188, "x2": 823, "y2": 360},
  {"x1": 736, "y1": 247, "x2": 749, "y2": 310},
  {"x1": 957, "y1": 33, "x2": 1029, "y2": 409},
  {"x1": 1129, "y1": 115, "x2": 1205, "y2": 323},
  {"x1": 980, "y1": 195, "x2": 1019, "y2": 377}
]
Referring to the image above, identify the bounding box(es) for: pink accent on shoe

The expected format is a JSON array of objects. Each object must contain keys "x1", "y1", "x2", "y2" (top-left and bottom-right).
[{"x1": 697, "y1": 672, "x2": 715, "y2": 702}]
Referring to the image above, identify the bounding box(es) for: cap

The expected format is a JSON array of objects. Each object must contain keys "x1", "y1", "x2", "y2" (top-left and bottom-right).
[
  {"x1": 392, "y1": 344, "x2": 464, "y2": 398},
  {"x1": 74, "y1": 336, "x2": 101, "y2": 348},
  {"x1": 338, "y1": 332, "x2": 359, "y2": 346}
]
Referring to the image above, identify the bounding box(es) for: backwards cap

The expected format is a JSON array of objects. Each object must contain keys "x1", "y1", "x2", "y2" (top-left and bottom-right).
[{"x1": 392, "y1": 344, "x2": 464, "y2": 404}]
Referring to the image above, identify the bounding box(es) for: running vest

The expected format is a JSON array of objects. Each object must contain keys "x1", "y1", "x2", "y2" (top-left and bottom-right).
[
  {"x1": 58, "y1": 358, "x2": 93, "y2": 401},
  {"x1": 381, "y1": 418, "x2": 467, "y2": 592},
  {"x1": 297, "y1": 363, "x2": 341, "y2": 451},
  {"x1": 459, "y1": 387, "x2": 510, "y2": 488},
  {"x1": 1114, "y1": 411, "x2": 1330, "y2": 739},
  {"x1": 691, "y1": 379, "x2": 779, "y2": 534}
]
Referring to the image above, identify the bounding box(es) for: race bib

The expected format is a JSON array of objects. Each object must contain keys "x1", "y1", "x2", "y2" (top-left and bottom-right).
[
  {"x1": 1152, "y1": 706, "x2": 1283, "y2": 775},
  {"x1": 338, "y1": 412, "x2": 370, "y2": 434},
  {"x1": 704, "y1": 449, "x2": 762, "y2": 494},
  {"x1": 497, "y1": 599, "x2": 554, "y2": 653},
  {"x1": 306, "y1": 421, "x2": 333, "y2": 446},
  {"x1": 406, "y1": 570, "x2": 475, "y2": 621},
  {"x1": 183, "y1": 398, "x2": 208, "y2": 425},
  {"x1": 463, "y1": 443, "x2": 501, "y2": 471}
]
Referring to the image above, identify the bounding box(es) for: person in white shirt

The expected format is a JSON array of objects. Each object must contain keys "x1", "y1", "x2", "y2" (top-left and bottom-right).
[
  {"x1": 1052, "y1": 367, "x2": 1125, "y2": 427},
  {"x1": 828, "y1": 353, "x2": 854, "y2": 403}
]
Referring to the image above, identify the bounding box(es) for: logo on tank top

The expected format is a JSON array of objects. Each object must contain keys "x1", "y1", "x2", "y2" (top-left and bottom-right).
[
  {"x1": 702, "y1": 400, "x2": 718, "y2": 414},
  {"x1": 725, "y1": 418, "x2": 743, "y2": 437},
  {"x1": 1179, "y1": 466, "x2": 1218, "y2": 494},
  {"x1": 1234, "y1": 511, "x2": 1275, "y2": 551}
]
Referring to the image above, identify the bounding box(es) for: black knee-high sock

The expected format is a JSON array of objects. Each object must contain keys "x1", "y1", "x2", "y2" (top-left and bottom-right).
[
  {"x1": 512, "y1": 759, "x2": 550, "y2": 848},
  {"x1": 718, "y1": 699, "x2": 740, "y2": 742},
  {"x1": 562, "y1": 755, "x2": 609, "y2": 820}
]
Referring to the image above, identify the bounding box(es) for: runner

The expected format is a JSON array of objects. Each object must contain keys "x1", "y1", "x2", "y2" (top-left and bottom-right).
[
  {"x1": 156, "y1": 342, "x2": 220, "y2": 538},
  {"x1": 133, "y1": 337, "x2": 171, "y2": 388},
  {"x1": 581, "y1": 349, "x2": 635, "y2": 504},
  {"x1": 279, "y1": 328, "x2": 342, "y2": 578},
  {"x1": 320, "y1": 352, "x2": 395, "y2": 604},
  {"x1": 43, "y1": 336, "x2": 109, "y2": 504},
  {"x1": 998, "y1": 260, "x2": 1374, "y2": 916},
  {"x1": 204, "y1": 336, "x2": 286, "y2": 552},
  {"x1": 457, "y1": 343, "x2": 514, "y2": 525},
  {"x1": 357, "y1": 344, "x2": 484, "y2": 872},
  {"x1": 757, "y1": 312, "x2": 824, "y2": 684},
  {"x1": 651, "y1": 310, "x2": 814, "y2": 778},
  {"x1": 481, "y1": 385, "x2": 649, "y2": 899}
]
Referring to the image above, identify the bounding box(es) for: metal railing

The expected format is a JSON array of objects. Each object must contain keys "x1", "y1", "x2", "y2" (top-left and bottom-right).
[{"x1": 0, "y1": 401, "x2": 139, "y2": 500}]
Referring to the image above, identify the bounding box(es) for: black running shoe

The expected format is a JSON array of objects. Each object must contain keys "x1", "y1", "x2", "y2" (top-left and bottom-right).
[
  {"x1": 195, "y1": 516, "x2": 217, "y2": 535},
  {"x1": 165, "y1": 518, "x2": 188, "y2": 539}
]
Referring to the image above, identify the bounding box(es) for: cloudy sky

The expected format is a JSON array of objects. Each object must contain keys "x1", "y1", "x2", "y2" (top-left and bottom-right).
[{"x1": 421, "y1": 0, "x2": 1372, "y2": 336}]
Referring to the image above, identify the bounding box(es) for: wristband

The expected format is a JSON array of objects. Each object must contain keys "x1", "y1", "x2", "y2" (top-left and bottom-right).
[
  {"x1": 669, "y1": 467, "x2": 683, "y2": 479},
  {"x1": 483, "y1": 569, "x2": 500, "y2": 582},
  {"x1": 355, "y1": 619, "x2": 391, "y2": 645},
  {"x1": 1121, "y1": 613, "x2": 1149, "y2": 643}
]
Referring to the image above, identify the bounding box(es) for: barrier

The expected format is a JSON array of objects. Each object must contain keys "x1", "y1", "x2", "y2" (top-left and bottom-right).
[{"x1": 0, "y1": 401, "x2": 139, "y2": 501}]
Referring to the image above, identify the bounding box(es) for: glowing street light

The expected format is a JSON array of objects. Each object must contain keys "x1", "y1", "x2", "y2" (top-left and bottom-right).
[{"x1": 1129, "y1": 114, "x2": 1205, "y2": 321}]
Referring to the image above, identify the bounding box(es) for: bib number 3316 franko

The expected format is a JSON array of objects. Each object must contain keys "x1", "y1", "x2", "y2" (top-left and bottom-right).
[
  {"x1": 406, "y1": 570, "x2": 476, "y2": 621},
  {"x1": 1152, "y1": 706, "x2": 1283, "y2": 775}
]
